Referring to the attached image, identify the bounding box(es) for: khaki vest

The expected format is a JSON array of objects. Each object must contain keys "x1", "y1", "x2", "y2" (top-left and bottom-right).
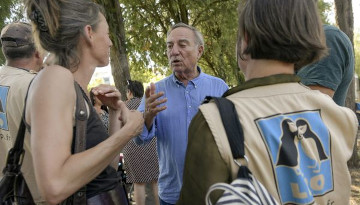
[
  {"x1": 0, "y1": 66, "x2": 44, "y2": 204},
  {"x1": 200, "y1": 82, "x2": 357, "y2": 204}
]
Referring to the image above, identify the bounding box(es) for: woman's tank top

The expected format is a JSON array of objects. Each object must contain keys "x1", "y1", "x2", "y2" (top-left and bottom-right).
[{"x1": 25, "y1": 83, "x2": 120, "y2": 199}]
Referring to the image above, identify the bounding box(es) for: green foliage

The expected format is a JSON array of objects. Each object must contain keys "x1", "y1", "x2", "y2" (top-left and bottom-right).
[
  {"x1": 121, "y1": 0, "x2": 332, "y2": 86},
  {"x1": 192, "y1": 0, "x2": 241, "y2": 86},
  {"x1": 0, "y1": 0, "x2": 13, "y2": 65},
  {"x1": 129, "y1": 62, "x2": 159, "y2": 84},
  {"x1": 121, "y1": 0, "x2": 242, "y2": 86},
  {"x1": 0, "y1": 0, "x2": 26, "y2": 65},
  {"x1": 317, "y1": 0, "x2": 332, "y2": 25},
  {"x1": 0, "y1": 0, "x2": 336, "y2": 86}
]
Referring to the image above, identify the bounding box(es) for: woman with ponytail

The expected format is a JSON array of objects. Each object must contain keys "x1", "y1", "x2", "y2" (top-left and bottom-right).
[{"x1": 24, "y1": 0, "x2": 143, "y2": 204}]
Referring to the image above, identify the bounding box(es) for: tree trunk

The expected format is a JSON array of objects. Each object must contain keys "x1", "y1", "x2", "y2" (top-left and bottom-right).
[
  {"x1": 334, "y1": 0, "x2": 358, "y2": 167},
  {"x1": 178, "y1": 0, "x2": 189, "y2": 24},
  {"x1": 95, "y1": 0, "x2": 130, "y2": 101},
  {"x1": 335, "y1": 0, "x2": 355, "y2": 110},
  {"x1": 334, "y1": 0, "x2": 354, "y2": 43}
]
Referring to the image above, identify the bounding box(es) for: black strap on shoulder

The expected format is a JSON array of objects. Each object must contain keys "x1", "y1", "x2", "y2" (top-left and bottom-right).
[
  {"x1": 209, "y1": 96, "x2": 251, "y2": 178},
  {"x1": 71, "y1": 82, "x2": 88, "y2": 204},
  {"x1": 74, "y1": 82, "x2": 87, "y2": 153},
  {"x1": 211, "y1": 97, "x2": 245, "y2": 159},
  {"x1": 60, "y1": 82, "x2": 88, "y2": 205}
]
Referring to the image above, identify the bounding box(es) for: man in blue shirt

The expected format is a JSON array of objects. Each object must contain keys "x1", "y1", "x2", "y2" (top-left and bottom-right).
[
  {"x1": 135, "y1": 23, "x2": 228, "y2": 205},
  {"x1": 297, "y1": 25, "x2": 354, "y2": 106}
]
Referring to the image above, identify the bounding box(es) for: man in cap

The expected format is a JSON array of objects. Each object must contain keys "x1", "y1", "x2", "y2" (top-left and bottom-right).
[{"x1": 0, "y1": 22, "x2": 45, "y2": 203}]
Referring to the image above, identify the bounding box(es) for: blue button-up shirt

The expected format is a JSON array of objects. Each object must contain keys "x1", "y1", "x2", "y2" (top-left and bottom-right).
[{"x1": 135, "y1": 68, "x2": 228, "y2": 204}]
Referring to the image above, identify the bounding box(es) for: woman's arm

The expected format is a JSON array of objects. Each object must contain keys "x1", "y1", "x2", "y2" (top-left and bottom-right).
[{"x1": 27, "y1": 66, "x2": 143, "y2": 204}]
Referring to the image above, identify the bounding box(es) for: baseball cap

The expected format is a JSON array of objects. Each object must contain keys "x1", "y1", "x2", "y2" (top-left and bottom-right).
[{"x1": 0, "y1": 22, "x2": 33, "y2": 48}]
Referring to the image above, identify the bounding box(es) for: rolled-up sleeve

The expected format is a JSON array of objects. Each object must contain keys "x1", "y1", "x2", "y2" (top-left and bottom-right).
[
  {"x1": 134, "y1": 96, "x2": 156, "y2": 145},
  {"x1": 134, "y1": 123, "x2": 156, "y2": 145}
]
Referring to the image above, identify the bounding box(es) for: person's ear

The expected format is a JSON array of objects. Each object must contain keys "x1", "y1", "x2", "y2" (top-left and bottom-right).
[
  {"x1": 83, "y1": 25, "x2": 94, "y2": 45},
  {"x1": 197, "y1": 45, "x2": 204, "y2": 60},
  {"x1": 34, "y1": 51, "x2": 41, "y2": 59},
  {"x1": 33, "y1": 51, "x2": 44, "y2": 71}
]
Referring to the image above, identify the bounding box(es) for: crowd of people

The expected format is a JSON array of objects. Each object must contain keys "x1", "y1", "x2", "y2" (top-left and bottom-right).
[{"x1": 0, "y1": 0, "x2": 357, "y2": 204}]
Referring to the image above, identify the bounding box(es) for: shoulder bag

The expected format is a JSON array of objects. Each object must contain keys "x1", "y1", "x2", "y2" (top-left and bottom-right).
[
  {"x1": 0, "y1": 108, "x2": 35, "y2": 204},
  {"x1": 0, "y1": 82, "x2": 87, "y2": 205}
]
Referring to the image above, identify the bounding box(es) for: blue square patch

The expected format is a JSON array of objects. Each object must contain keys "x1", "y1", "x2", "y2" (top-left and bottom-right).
[
  {"x1": 255, "y1": 110, "x2": 332, "y2": 204},
  {"x1": 0, "y1": 85, "x2": 9, "y2": 131}
]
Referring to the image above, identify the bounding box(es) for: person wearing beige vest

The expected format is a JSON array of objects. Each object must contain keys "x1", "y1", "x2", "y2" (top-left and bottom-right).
[
  {"x1": 0, "y1": 22, "x2": 45, "y2": 204},
  {"x1": 177, "y1": 0, "x2": 358, "y2": 204}
]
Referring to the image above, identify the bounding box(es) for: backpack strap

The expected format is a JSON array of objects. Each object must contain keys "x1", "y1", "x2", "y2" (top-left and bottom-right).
[
  {"x1": 59, "y1": 82, "x2": 88, "y2": 205},
  {"x1": 207, "y1": 96, "x2": 250, "y2": 178},
  {"x1": 74, "y1": 82, "x2": 87, "y2": 153},
  {"x1": 71, "y1": 82, "x2": 88, "y2": 204},
  {"x1": 212, "y1": 97, "x2": 244, "y2": 159},
  {"x1": 60, "y1": 82, "x2": 88, "y2": 205}
]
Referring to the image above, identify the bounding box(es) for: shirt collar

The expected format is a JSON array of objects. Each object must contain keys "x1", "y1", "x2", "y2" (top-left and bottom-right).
[
  {"x1": 3, "y1": 65, "x2": 38, "y2": 74},
  {"x1": 223, "y1": 74, "x2": 301, "y2": 97},
  {"x1": 171, "y1": 66, "x2": 203, "y2": 87}
]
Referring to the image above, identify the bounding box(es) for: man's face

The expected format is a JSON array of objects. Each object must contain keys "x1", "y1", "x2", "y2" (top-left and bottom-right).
[{"x1": 166, "y1": 27, "x2": 203, "y2": 74}]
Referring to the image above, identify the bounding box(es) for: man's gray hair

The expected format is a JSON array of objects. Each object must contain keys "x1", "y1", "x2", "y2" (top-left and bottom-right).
[{"x1": 167, "y1": 23, "x2": 205, "y2": 48}]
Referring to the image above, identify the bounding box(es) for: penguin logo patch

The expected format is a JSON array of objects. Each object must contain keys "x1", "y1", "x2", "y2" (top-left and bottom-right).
[{"x1": 255, "y1": 110, "x2": 332, "y2": 204}]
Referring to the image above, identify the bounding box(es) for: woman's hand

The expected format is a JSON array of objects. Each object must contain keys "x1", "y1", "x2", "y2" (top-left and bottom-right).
[
  {"x1": 118, "y1": 102, "x2": 144, "y2": 137},
  {"x1": 91, "y1": 84, "x2": 121, "y2": 110}
]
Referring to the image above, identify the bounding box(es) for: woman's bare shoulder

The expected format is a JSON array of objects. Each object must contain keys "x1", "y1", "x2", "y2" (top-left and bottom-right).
[
  {"x1": 26, "y1": 65, "x2": 76, "y2": 127},
  {"x1": 39, "y1": 65, "x2": 73, "y2": 81},
  {"x1": 35, "y1": 66, "x2": 73, "y2": 87},
  {"x1": 30, "y1": 65, "x2": 76, "y2": 104}
]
